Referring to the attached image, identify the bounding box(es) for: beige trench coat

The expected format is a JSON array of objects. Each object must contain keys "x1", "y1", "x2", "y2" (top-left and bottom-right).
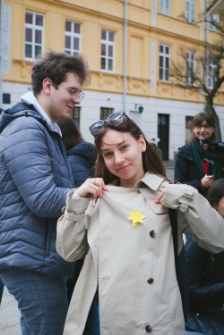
[{"x1": 56, "y1": 173, "x2": 224, "y2": 335}]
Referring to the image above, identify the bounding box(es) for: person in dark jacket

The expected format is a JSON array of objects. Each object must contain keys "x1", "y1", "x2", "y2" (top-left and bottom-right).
[
  {"x1": 0, "y1": 107, "x2": 3, "y2": 306},
  {"x1": 57, "y1": 117, "x2": 95, "y2": 187},
  {"x1": 185, "y1": 178, "x2": 224, "y2": 335},
  {"x1": 0, "y1": 51, "x2": 90, "y2": 335},
  {"x1": 57, "y1": 117, "x2": 96, "y2": 303},
  {"x1": 175, "y1": 112, "x2": 224, "y2": 197}
]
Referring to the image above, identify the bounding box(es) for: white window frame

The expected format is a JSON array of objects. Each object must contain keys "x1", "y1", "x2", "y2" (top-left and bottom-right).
[
  {"x1": 159, "y1": 44, "x2": 170, "y2": 82},
  {"x1": 101, "y1": 29, "x2": 115, "y2": 72},
  {"x1": 186, "y1": 50, "x2": 196, "y2": 86},
  {"x1": 159, "y1": 0, "x2": 170, "y2": 16},
  {"x1": 65, "y1": 20, "x2": 81, "y2": 55},
  {"x1": 209, "y1": 14, "x2": 218, "y2": 31},
  {"x1": 207, "y1": 59, "x2": 217, "y2": 89},
  {"x1": 25, "y1": 11, "x2": 44, "y2": 60},
  {"x1": 186, "y1": 0, "x2": 195, "y2": 24}
]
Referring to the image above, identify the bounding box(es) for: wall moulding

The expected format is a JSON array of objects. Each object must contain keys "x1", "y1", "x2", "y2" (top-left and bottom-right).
[
  {"x1": 127, "y1": 76, "x2": 150, "y2": 95},
  {"x1": 13, "y1": 59, "x2": 34, "y2": 79}
]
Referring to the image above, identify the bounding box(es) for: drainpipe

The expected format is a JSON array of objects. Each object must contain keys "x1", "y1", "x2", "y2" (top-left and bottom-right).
[
  {"x1": 123, "y1": 0, "x2": 127, "y2": 112},
  {"x1": 205, "y1": 0, "x2": 209, "y2": 87},
  {"x1": 0, "y1": 0, "x2": 4, "y2": 107}
]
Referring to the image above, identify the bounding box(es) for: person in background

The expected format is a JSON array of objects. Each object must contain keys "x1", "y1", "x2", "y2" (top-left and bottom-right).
[
  {"x1": 185, "y1": 178, "x2": 224, "y2": 335},
  {"x1": 175, "y1": 112, "x2": 224, "y2": 197},
  {"x1": 57, "y1": 117, "x2": 95, "y2": 187},
  {"x1": 56, "y1": 111, "x2": 224, "y2": 335},
  {"x1": 150, "y1": 137, "x2": 162, "y2": 157},
  {"x1": 57, "y1": 117, "x2": 95, "y2": 303},
  {"x1": 0, "y1": 108, "x2": 3, "y2": 305},
  {"x1": 0, "y1": 51, "x2": 90, "y2": 335}
]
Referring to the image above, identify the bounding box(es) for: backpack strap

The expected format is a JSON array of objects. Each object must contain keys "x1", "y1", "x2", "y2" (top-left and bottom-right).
[{"x1": 169, "y1": 208, "x2": 189, "y2": 321}]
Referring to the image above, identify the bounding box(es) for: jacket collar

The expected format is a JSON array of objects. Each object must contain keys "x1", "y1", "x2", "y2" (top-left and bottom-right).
[{"x1": 136, "y1": 172, "x2": 165, "y2": 191}]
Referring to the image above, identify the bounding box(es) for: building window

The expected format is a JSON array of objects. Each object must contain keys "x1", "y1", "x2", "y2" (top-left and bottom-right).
[
  {"x1": 25, "y1": 11, "x2": 44, "y2": 59},
  {"x1": 185, "y1": 116, "x2": 193, "y2": 143},
  {"x1": 207, "y1": 59, "x2": 217, "y2": 89},
  {"x1": 186, "y1": 50, "x2": 196, "y2": 85},
  {"x1": 209, "y1": 14, "x2": 217, "y2": 31},
  {"x1": 186, "y1": 0, "x2": 195, "y2": 24},
  {"x1": 100, "y1": 107, "x2": 114, "y2": 120},
  {"x1": 159, "y1": 44, "x2": 170, "y2": 82},
  {"x1": 101, "y1": 29, "x2": 115, "y2": 72},
  {"x1": 159, "y1": 0, "x2": 170, "y2": 16},
  {"x1": 65, "y1": 21, "x2": 81, "y2": 55},
  {"x1": 72, "y1": 107, "x2": 81, "y2": 127},
  {"x1": 3, "y1": 93, "x2": 11, "y2": 104}
]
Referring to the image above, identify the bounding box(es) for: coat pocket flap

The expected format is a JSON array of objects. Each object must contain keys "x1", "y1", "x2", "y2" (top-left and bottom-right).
[{"x1": 140, "y1": 188, "x2": 168, "y2": 215}]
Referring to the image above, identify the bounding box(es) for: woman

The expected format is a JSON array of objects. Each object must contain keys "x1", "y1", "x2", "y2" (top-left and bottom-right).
[
  {"x1": 57, "y1": 117, "x2": 95, "y2": 187},
  {"x1": 56, "y1": 112, "x2": 224, "y2": 335},
  {"x1": 175, "y1": 112, "x2": 224, "y2": 197},
  {"x1": 57, "y1": 117, "x2": 96, "y2": 304},
  {"x1": 185, "y1": 178, "x2": 224, "y2": 335}
]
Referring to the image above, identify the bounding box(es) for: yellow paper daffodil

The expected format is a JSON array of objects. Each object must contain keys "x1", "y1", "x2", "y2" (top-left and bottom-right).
[{"x1": 127, "y1": 210, "x2": 146, "y2": 227}]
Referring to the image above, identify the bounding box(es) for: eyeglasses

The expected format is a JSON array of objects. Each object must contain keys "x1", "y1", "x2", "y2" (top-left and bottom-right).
[
  {"x1": 89, "y1": 111, "x2": 132, "y2": 137},
  {"x1": 195, "y1": 124, "x2": 212, "y2": 130},
  {"x1": 60, "y1": 84, "x2": 85, "y2": 101}
]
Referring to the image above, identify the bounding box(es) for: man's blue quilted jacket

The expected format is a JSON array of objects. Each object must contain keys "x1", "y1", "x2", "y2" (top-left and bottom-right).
[{"x1": 0, "y1": 102, "x2": 74, "y2": 277}]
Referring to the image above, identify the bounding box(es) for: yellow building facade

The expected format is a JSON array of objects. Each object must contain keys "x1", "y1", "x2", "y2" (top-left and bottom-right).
[{"x1": 1, "y1": 0, "x2": 223, "y2": 159}]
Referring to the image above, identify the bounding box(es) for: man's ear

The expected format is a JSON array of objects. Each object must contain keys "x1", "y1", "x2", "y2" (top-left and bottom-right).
[
  {"x1": 139, "y1": 135, "x2": 146, "y2": 152},
  {"x1": 42, "y1": 78, "x2": 52, "y2": 94}
]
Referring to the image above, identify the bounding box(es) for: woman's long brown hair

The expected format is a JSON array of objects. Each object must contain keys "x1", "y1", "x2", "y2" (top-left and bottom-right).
[{"x1": 93, "y1": 115, "x2": 167, "y2": 184}]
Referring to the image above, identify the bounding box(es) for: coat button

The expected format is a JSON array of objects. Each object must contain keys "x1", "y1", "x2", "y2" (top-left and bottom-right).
[
  {"x1": 145, "y1": 324, "x2": 152, "y2": 333},
  {"x1": 147, "y1": 277, "x2": 154, "y2": 284},
  {"x1": 149, "y1": 230, "x2": 156, "y2": 238}
]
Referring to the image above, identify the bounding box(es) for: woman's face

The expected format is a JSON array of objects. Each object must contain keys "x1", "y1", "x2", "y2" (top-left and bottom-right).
[
  {"x1": 213, "y1": 196, "x2": 224, "y2": 218},
  {"x1": 100, "y1": 129, "x2": 146, "y2": 188},
  {"x1": 193, "y1": 120, "x2": 215, "y2": 140}
]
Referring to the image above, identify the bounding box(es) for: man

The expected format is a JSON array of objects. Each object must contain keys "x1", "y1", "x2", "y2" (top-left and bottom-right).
[
  {"x1": 150, "y1": 137, "x2": 162, "y2": 157},
  {"x1": 0, "y1": 52, "x2": 90, "y2": 334}
]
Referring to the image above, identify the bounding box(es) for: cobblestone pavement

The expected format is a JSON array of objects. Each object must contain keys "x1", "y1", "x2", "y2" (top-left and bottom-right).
[
  {"x1": 0, "y1": 288, "x2": 21, "y2": 335},
  {"x1": 0, "y1": 161, "x2": 175, "y2": 335}
]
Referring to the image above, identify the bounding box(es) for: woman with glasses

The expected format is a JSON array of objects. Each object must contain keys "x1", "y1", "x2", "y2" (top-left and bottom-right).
[
  {"x1": 175, "y1": 112, "x2": 224, "y2": 197},
  {"x1": 56, "y1": 112, "x2": 224, "y2": 335}
]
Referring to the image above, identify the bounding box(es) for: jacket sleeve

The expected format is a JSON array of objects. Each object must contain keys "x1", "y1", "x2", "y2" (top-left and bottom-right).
[
  {"x1": 3, "y1": 120, "x2": 70, "y2": 218},
  {"x1": 56, "y1": 192, "x2": 93, "y2": 262},
  {"x1": 68, "y1": 154, "x2": 92, "y2": 187},
  {"x1": 174, "y1": 152, "x2": 201, "y2": 191},
  {"x1": 185, "y1": 237, "x2": 224, "y2": 306},
  {"x1": 163, "y1": 184, "x2": 224, "y2": 253}
]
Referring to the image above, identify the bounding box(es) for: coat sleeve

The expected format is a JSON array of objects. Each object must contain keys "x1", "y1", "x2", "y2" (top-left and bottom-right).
[
  {"x1": 56, "y1": 192, "x2": 93, "y2": 262},
  {"x1": 185, "y1": 237, "x2": 224, "y2": 306},
  {"x1": 163, "y1": 183, "x2": 224, "y2": 253},
  {"x1": 174, "y1": 152, "x2": 201, "y2": 191},
  {"x1": 3, "y1": 121, "x2": 70, "y2": 218}
]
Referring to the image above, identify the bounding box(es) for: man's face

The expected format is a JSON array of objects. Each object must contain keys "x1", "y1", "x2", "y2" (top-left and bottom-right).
[{"x1": 48, "y1": 72, "x2": 82, "y2": 122}]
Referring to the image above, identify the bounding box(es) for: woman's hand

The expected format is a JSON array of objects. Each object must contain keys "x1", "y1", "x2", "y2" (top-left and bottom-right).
[
  {"x1": 154, "y1": 188, "x2": 166, "y2": 205},
  {"x1": 76, "y1": 178, "x2": 108, "y2": 199},
  {"x1": 201, "y1": 174, "x2": 214, "y2": 188}
]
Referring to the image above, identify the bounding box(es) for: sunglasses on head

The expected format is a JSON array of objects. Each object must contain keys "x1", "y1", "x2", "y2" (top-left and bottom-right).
[{"x1": 89, "y1": 111, "x2": 133, "y2": 137}]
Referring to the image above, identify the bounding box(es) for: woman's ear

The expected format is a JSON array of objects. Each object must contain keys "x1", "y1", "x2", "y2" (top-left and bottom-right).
[{"x1": 139, "y1": 135, "x2": 146, "y2": 152}]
